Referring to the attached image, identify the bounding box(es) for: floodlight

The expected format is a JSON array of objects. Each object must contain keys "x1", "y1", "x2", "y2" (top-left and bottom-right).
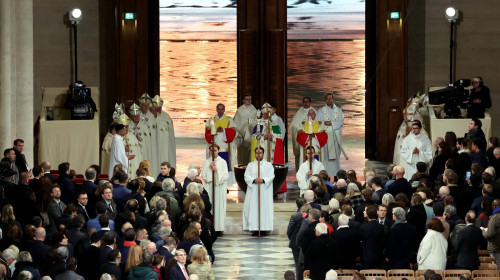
[
  {"x1": 69, "y1": 8, "x2": 82, "y2": 24},
  {"x1": 445, "y1": 7, "x2": 459, "y2": 22}
]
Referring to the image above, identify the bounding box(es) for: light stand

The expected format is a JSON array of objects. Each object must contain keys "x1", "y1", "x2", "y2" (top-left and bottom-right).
[
  {"x1": 445, "y1": 7, "x2": 459, "y2": 86},
  {"x1": 69, "y1": 8, "x2": 82, "y2": 83}
]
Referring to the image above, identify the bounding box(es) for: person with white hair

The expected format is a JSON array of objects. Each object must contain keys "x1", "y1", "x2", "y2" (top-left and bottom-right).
[
  {"x1": 12, "y1": 251, "x2": 41, "y2": 280},
  {"x1": 335, "y1": 179, "x2": 348, "y2": 196},
  {"x1": 331, "y1": 214, "x2": 358, "y2": 268},
  {"x1": 156, "y1": 178, "x2": 181, "y2": 220},
  {"x1": 327, "y1": 198, "x2": 341, "y2": 227},
  {"x1": 0, "y1": 248, "x2": 15, "y2": 278},
  {"x1": 304, "y1": 190, "x2": 321, "y2": 211},
  {"x1": 385, "y1": 207, "x2": 417, "y2": 269},
  {"x1": 305, "y1": 222, "x2": 339, "y2": 280},
  {"x1": 325, "y1": 269, "x2": 338, "y2": 280}
]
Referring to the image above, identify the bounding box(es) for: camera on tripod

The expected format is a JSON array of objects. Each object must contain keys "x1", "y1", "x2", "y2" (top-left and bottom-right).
[{"x1": 64, "y1": 81, "x2": 97, "y2": 120}]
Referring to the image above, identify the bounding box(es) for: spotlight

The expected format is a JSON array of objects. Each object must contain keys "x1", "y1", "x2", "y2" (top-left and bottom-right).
[
  {"x1": 445, "y1": 7, "x2": 459, "y2": 22},
  {"x1": 69, "y1": 8, "x2": 82, "y2": 24}
]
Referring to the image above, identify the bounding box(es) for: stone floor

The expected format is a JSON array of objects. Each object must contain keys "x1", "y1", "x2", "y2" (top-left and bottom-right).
[{"x1": 174, "y1": 136, "x2": 390, "y2": 279}]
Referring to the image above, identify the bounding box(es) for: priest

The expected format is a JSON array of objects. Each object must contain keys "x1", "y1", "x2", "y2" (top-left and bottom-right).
[
  {"x1": 296, "y1": 108, "x2": 328, "y2": 164},
  {"x1": 249, "y1": 103, "x2": 285, "y2": 164},
  {"x1": 205, "y1": 103, "x2": 237, "y2": 185},
  {"x1": 201, "y1": 144, "x2": 229, "y2": 233},
  {"x1": 152, "y1": 95, "x2": 177, "y2": 169},
  {"x1": 295, "y1": 146, "x2": 326, "y2": 196},
  {"x1": 109, "y1": 124, "x2": 135, "y2": 176},
  {"x1": 128, "y1": 103, "x2": 152, "y2": 164},
  {"x1": 101, "y1": 123, "x2": 116, "y2": 176},
  {"x1": 400, "y1": 120, "x2": 433, "y2": 180},
  {"x1": 139, "y1": 93, "x2": 158, "y2": 172},
  {"x1": 243, "y1": 147, "x2": 275, "y2": 235},
  {"x1": 316, "y1": 93, "x2": 346, "y2": 176},
  {"x1": 115, "y1": 113, "x2": 142, "y2": 179},
  {"x1": 289, "y1": 97, "x2": 315, "y2": 170},
  {"x1": 233, "y1": 94, "x2": 257, "y2": 165}
]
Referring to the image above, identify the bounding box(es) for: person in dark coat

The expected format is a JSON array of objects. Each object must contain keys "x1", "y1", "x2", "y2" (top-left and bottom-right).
[
  {"x1": 377, "y1": 205, "x2": 394, "y2": 235},
  {"x1": 54, "y1": 257, "x2": 84, "y2": 280},
  {"x1": 165, "y1": 249, "x2": 188, "y2": 280},
  {"x1": 305, "y1": 223, "x2": 340, "y2": 280},
  {"x1": 287, "y1": 198, "x2": 308, "y2": 277},
  {"x1": 100, "y1": 249, "x2": 122, "y2": 280},
  {"x1": 80, "y1": 167, "x2": 98, "y2": 213},
  {"x1": 78, "y1": 232, "x2": 101, "y2": 280},
  {"x1": 27, "y1": 227, "x2": 51, "y2": 271},
  {"x1": 407, "y1": 193, "x2": 427, "y2": 245},
  {"x1": 354, "y1": 189, "x2": 375, "y2": 223},
  {"x1": 12, "y1": 251, "x2": 42, "y2": 280},
  {"x1": 55, "y1": 162, "x2": 77, "y2": 205},
  {"x1": 387, "y1": 166, "x2": 413, "y2": 198},
  {"x1": 455, "y1": 210, "x2": 484, "y2": 270},
  {"x1": 385, "y1": 207, "x2": 417, "y2": 269},
  {"x1": 331, "y1": 214, "x2": 359, "y2": 269},
  {"x1": 358, "y1": 205, "x2": 385, "y2": 269}
]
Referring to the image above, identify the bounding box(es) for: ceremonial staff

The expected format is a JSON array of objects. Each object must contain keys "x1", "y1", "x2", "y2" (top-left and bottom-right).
[
  {"x1": 256, "y1": 110, "x2": 263, "y2": 238},
  {"x1": 263, "y1": 104, "x2": 272, "y2": 161},
  {"x1": 307, "y1": 115, "x2": 314, "y2": 171},
  {"x1": 209, "y1": 118, "x2": 217, "y2": 228}
]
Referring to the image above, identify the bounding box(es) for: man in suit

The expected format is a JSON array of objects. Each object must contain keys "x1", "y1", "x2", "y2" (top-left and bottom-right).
[
  {"x1": 100, "y1": 231, "x2": 117, "y2": 263},
  {"x1": 305, "y1": 223, "x2": 339, "y2": 280},
  {"x1": 158, "y1": 236, "x2": 176, "y2": 264},
  {"x1": 76, "y1": 191, "x2": 92, "y2": 223},
  {"x1": 120, "y1": 228, "x2": 136, "y2": 265},
  {"x1": 126, "y1": 198, "x2": 147, "y2": 229},
  {"x1": 56, "y1": 162, "x2": 77, "y2": 204},
  {"x1": 287, "y1": 198, "x2": 308, "y2": 278},
  {"x1": 79, "y1": 232, "x2": 102, "y2": 279},
  {"x1": 385, "y1": 207, "x2": 417, "y2": 269},
  {"x1": 87, "y1": 201, "x2": 115, "y2": 231},
  {"x1": 355, "y1": 189, "x2": 375, "y2": 223},
  {"x1": 81, "y1": 167, "x2": 98, "y2": 210},
  {"x1": 67, "y1": 214, "x2": 86, "y2": 247},
  {"x1": 54, "y1": 257, "x2": 84, "y2": 280},
  {"x1": 331, "y1": 214, "x2": 359, "y2": 269},
  {"x1": 100, "y1": 183, "x2": 118, "y2": 220},
  {"x1": 167, "y1": 249, "x2": 190, "y2": 279},
  {"x1": 41, "y1": 160, "x2": 57, "y2": 183},
  {"x1": 387, "y1": 166, "x2": 413, "y2": 198},
  {"x1": 27, "y1": 227, "x2": 51, "y2": 273},
  {"x1": 341, "y1": 204, "x2": 360, "y2": 232},
  {"x1": 377, "y1": 205, "x2": 394, "y2": 234},
  {"x1": 359, "y1": 205, "x2": 385, "y2": 269},
  {"x1": 13, "y1": 139, "x2": 28, "y2": 173},
  {"x1": 297, "y1": 208, "x2": 320, "y2": 280},
  {"x1": 456, "y1": 210, "x2": 484, "y2": 270},
  {"x1": 100, "y1": 249, "x2": 122, "y2": 280},
  {"x1": 47, "y1": 185, "x2": 66, "y2": 234},
  {"x1": 372, "y1": 177, "x2": 386, "y2": 205},
  {"x1": 112, "y1": 170, "x2": 131, "y2": 212},
  {"x1": 304, "y1": 190, "x2": 321, "y2": 211}
]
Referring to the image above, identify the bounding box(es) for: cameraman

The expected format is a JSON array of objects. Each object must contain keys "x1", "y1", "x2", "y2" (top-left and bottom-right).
[{"x1": 467, "y1": 77, "x2": 492, "y2": 118}]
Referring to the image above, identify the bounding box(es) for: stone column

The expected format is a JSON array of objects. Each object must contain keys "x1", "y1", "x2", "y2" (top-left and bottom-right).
[
  {"x1": 15, "y1": 0, "x2": 34, "y2": 166},
  {"x1": 0, "y1": 0, "x2": 12, "y2": 150}
]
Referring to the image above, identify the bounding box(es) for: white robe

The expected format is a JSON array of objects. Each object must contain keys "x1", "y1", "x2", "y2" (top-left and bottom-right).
[
  {"x1": 156, "y1": 111, "x2": 176, "y2": 168},
  {"x1": 289, "y1": 106, "x2": 315, "y2": 169},
  {"x1": 109, "y1": 134, "x2": 128, "y2": 176},
  {"x1": 234, "y1": 104, "x2": 257, "y2": 165},
  {"x1": 249, "y1": 120, "x2": 284, "y2": 164},
  {"x1": 316, "y1": 104, "x2": 344, "y2": 176},
  {"x1": 243, "y1": 159, "x2": 275, "y2": 231},
  {"x1": 400, "y1": 132, "x2": 433, "y2": 180},
  {"x1": 141, "y1": 110, "x2": 158, "y2": 172},
  {"x1": 101, "y1": 132, "x2": 114, "y2": 176},
  {"x1": 130, "y1": 120, "x2": 152, "y2": 164},
  {"x1": 123, "y1": 131, "x2": 142, "y2": 179},
  {"x1": 296, "y1": 159, "x2": 325, "y2": 196},
  {"x1": 205, "y1": 114, "x2": 237, "y2": 185},
  {"x1": 201, "y1": 156, "x2": 229, "y2": 231}
]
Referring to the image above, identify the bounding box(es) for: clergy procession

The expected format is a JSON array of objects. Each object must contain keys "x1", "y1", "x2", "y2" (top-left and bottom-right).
[{"x1": 1, "y1": 88, "x2": 500, "y2": 280}]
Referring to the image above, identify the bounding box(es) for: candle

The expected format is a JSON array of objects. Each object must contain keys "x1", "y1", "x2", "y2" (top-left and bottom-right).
[
  {"x1": 307, "y1": 116, "x2": 313, "y2": 134},
  {"x1": 210, "y1": 119, "x2": 216, "y2": 135}
]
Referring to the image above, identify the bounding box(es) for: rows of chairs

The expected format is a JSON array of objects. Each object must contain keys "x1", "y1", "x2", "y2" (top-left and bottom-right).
[
  {"x1": 304, "y1": 269, "x2": 500, "y2": 280},
  {"x1": 47, "y1": 170, "x2": 110, "y2": 185}
]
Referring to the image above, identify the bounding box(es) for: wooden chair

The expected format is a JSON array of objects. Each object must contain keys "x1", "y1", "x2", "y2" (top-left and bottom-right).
[
  {"x1": 478, "y1": 250, "x2": 490, "y2": 256},
  {"x1": 472, "y1": 270, "x2": 500, "y2": 278},
  {"x1": 415, "y1": 270, "x2": 444, "y2": 278},
  {"x1": 388, "y1": 277, "x2": 415, "y2": 280},
  {"x1": 365, "y1": 277, "x2": 386, "y2": 280},
  {"x1": 474, "y1": 277, "x2": 500, "y2": 280},
  {"x1": 337, "y1": 277, "x2": 354, "y2": 280},
  {"x1": 360, "y1": 270, "x2": 387, "y2": 278},
  {"x1": 444, "y1": 270, "x2": 471, "y2": 278},
  {"x1": 479, "y1": 263, "x2": 498, "y2": 270},
  {"x1": 336, "y1": 270, "x2": 358, "y2": 277},
  {"x1": 479, "y1": 256, "x2": 497, "y2": 263},
  {"x1": 443, "y1": 277, "x2": 460, "y2": 280},
  {"x1": 304, "y1": 270, "x2": 310, "y2": 279},
  {"x1": 387, "y1": 270, "x2": 415, "y2": 278}
]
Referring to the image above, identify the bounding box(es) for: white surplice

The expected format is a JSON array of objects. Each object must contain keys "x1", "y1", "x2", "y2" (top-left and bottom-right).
[
  {"x1": 234, "y1": 104, "x2": 257, "y2": 165},
  {"x1": 295, "y1": 159, "x2": 326, "y2": 196},
  {"x1": 400, "y1": 132, "x2": 433, "y2": 180},
  {"x1": 243, "y1": 159, "x2": 275, "y2": 231},
  {"x1": 101, "y1": 132, "x2": 114, "y2": 176},
  {"x1": 123, "y1": 131, "x2": 142, "y2": 179},
  {"x1": 201, "y1": 156, "x2": 229, "y2": 231},
  {"x1": 156, "y1": 110, "x2": 176, "y2": 168},
  {"x1": 141, "y1": 110, "x2": 158, "y2": 173},
  {"x1": 109, "y1": 134, "x2": 128, "y2": 176},
  {"x1": 129, "y1": 119, "x2": 152, "y2": 165}
]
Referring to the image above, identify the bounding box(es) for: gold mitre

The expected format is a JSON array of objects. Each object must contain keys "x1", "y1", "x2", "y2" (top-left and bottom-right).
[
  {"x1": 114, "y1": 113, "x2": 130, "y2": 126},
  {"x1": 115, "y1": 103, "x2": 125, "y2": 114},
  {"x1": 129, "y1": 103, "x2": 141, "y2": 116},
  {"x1": 151, "y1": 95, "x2": 164, "y2": 107},
  {"x1": 139, "y1": 93, "x2": 152, "y2": 106},
  {"x1": 261, "y1": 102, "x2": 273, "y2": 112}
]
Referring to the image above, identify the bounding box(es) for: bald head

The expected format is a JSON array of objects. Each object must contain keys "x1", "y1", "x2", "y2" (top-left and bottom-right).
[
  {"x1": 493, "y1": 199, "x2": 500, "y2": 210},
  {"x1": 337, "y1": 179, "x2": 347, "y2": 188},
  {"x1": 34, "y1": 227, "x2": 46, "y2": 240},
  {"x1": 439, "y1": 186, "x2": 450, "y2": 197},
  {"x1": 304, "y1": 190, "x2": 315, "y2": 202},
  {"x1": 418, "y1": 191, "x2": 427, "y2": 201},
  {"x1": 393, "y1": 166, "x2": 405, "y2": 178},
  {"x1": 146, "y1": 241, "x2": 157, "y2": 254}
]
